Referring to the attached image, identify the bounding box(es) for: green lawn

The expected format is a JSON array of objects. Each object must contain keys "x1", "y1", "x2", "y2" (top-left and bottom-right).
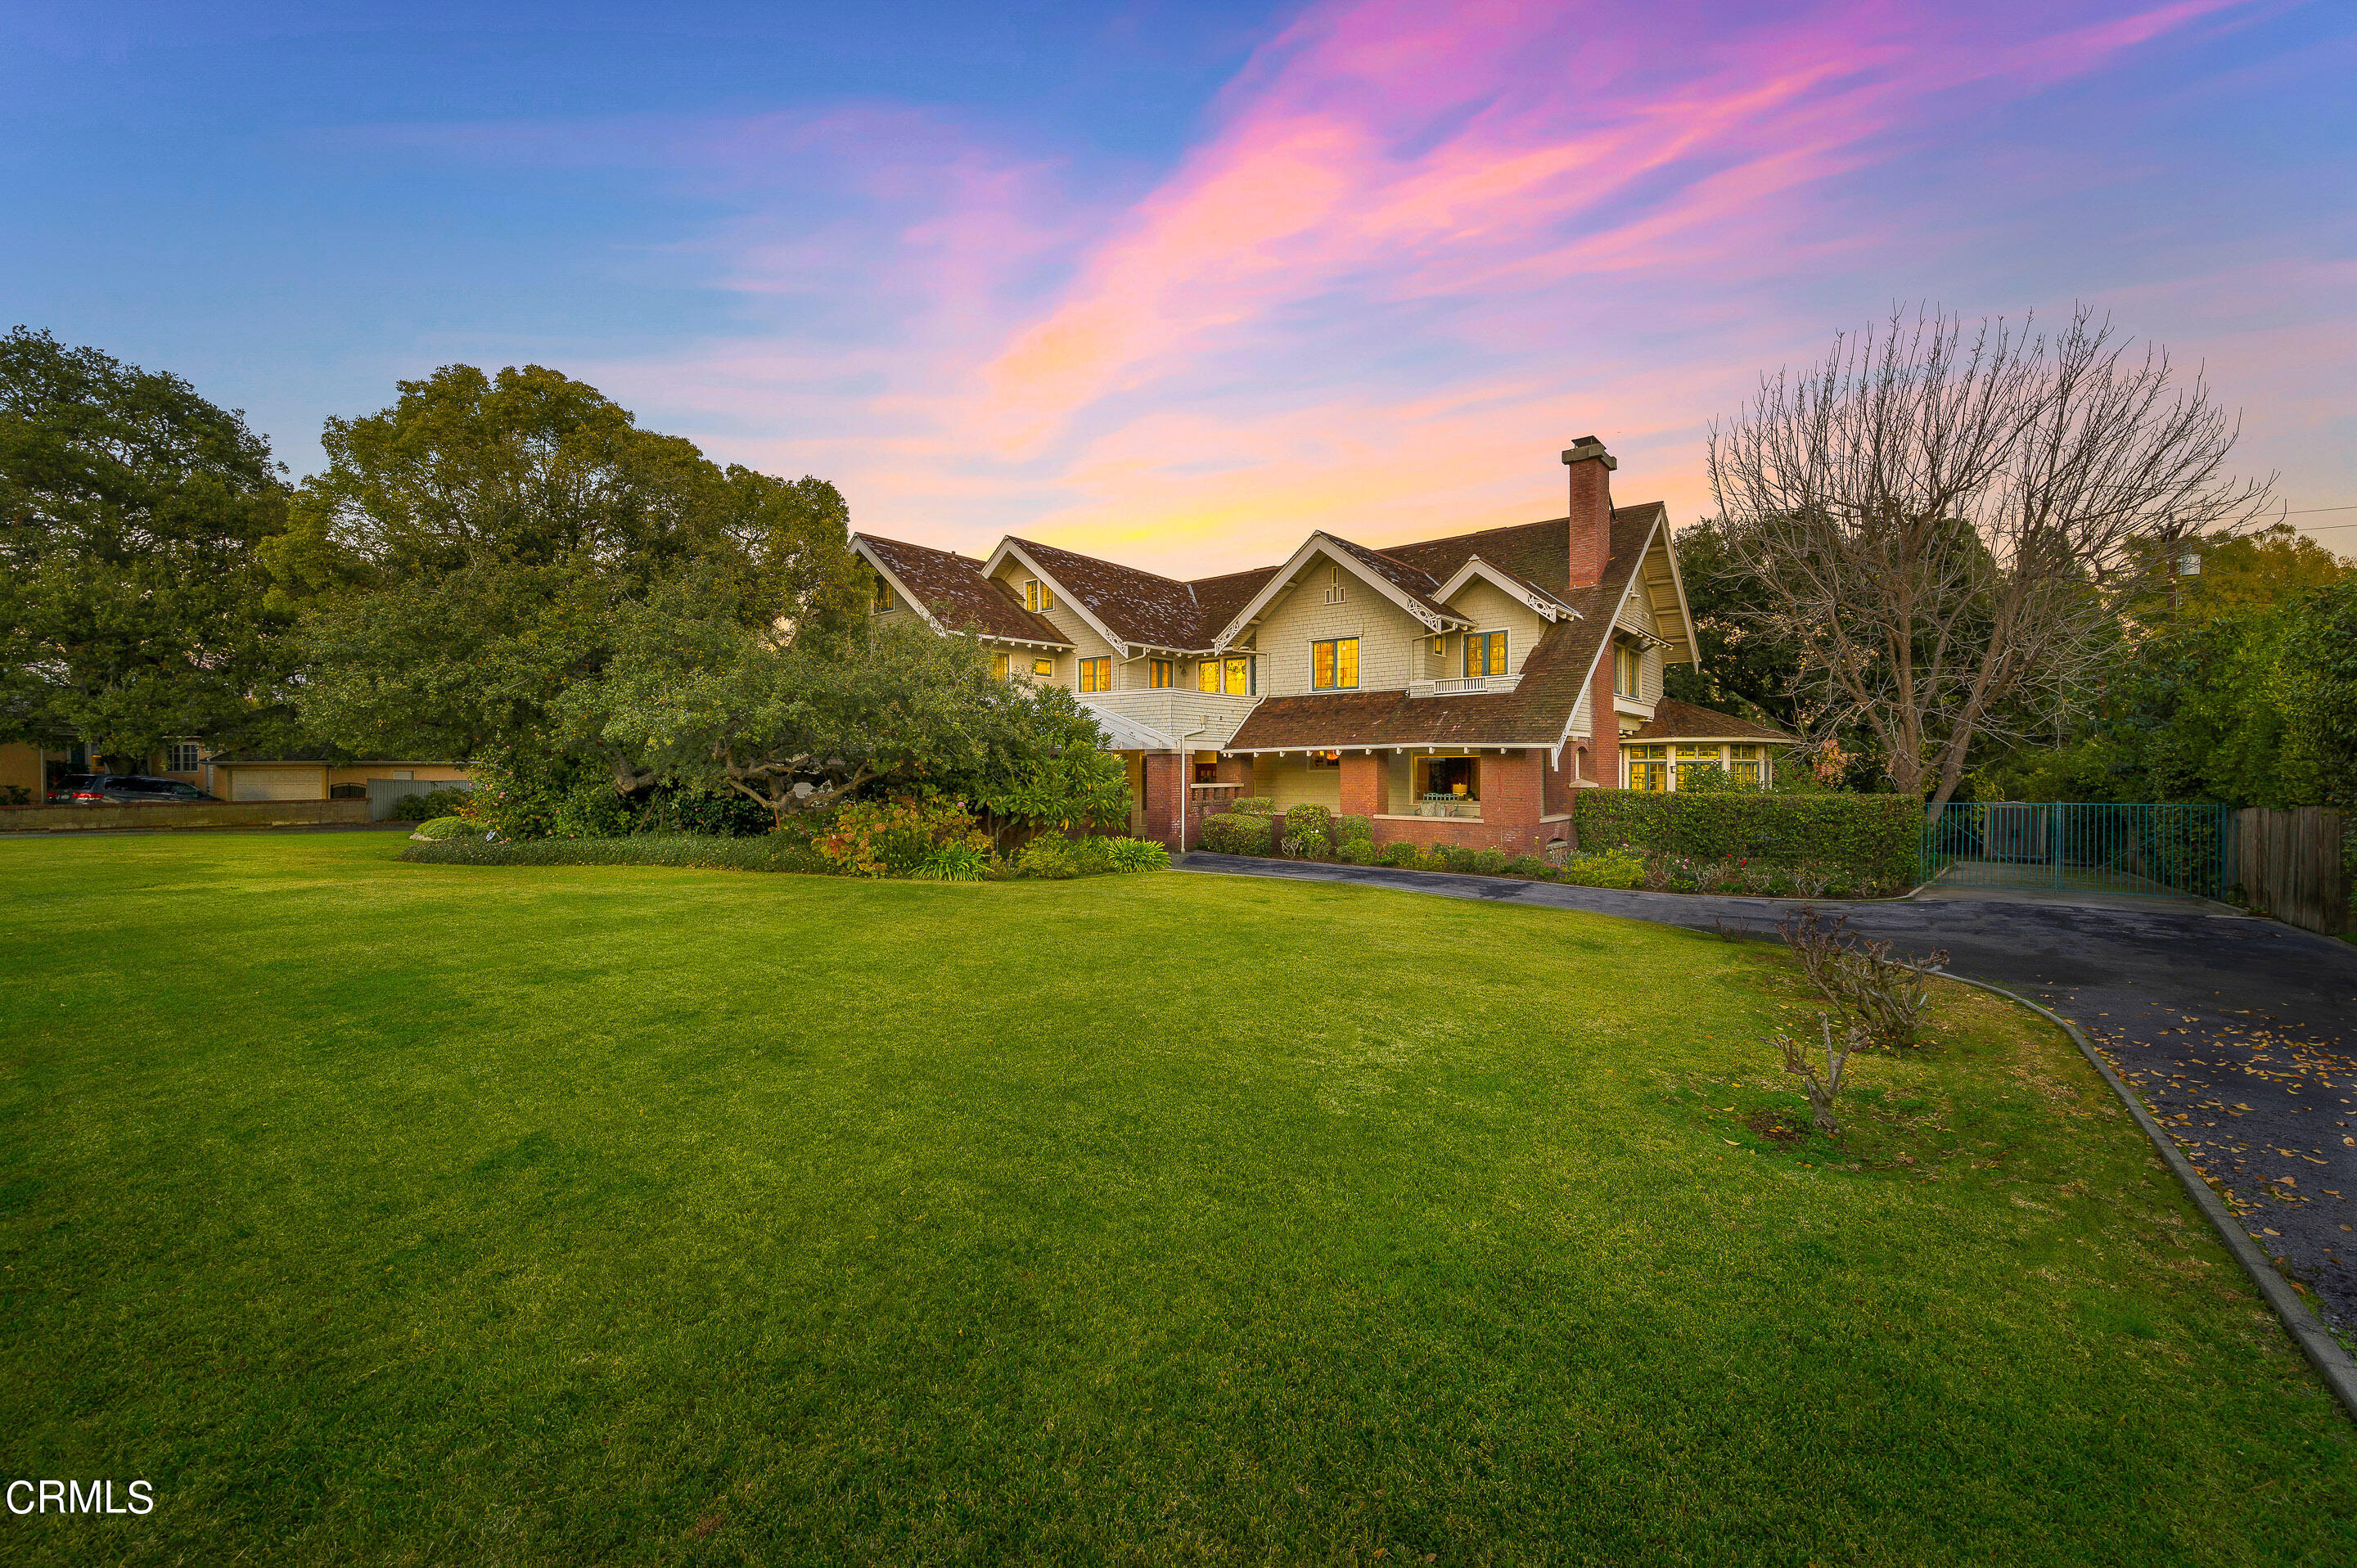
[{"x1": 2, "y1": 832, "x2": 2350, "y2": 1564}]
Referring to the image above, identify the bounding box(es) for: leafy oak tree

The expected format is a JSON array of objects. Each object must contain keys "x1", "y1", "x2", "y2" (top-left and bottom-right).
[
  {"x1": 278, "y1": 363, "x2": 868, "y2": 765},
  {"x1": 0, "y1": 327, "x2": 300, "y2": 763}
]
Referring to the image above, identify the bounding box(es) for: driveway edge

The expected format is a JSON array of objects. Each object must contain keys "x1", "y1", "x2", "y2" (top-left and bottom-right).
[{"x1": 1934, "y1": 970, "x2": 2357, "y2": 1422}]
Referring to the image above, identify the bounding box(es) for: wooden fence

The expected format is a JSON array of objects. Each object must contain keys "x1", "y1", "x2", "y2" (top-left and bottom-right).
[{"x1": 2230, "y1": 807, "x2": 2354, "y2": 937}]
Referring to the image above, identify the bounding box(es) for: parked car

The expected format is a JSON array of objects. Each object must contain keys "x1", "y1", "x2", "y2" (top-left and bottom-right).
[
  {"x1": 75, "y1": 775, "x2": 222, "y2": 804},
  {"x1": 47, "y1": 773, "x2": 101, "y2": 804}
]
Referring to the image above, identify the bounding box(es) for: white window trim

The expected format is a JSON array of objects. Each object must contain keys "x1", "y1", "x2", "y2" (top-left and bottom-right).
[
  {"x1": 1309, "y1": 636, "x2": 1360, "y2": 691},
  {"x1": 1463, "y1": 627, "x2": 1510, "y2": 680}
]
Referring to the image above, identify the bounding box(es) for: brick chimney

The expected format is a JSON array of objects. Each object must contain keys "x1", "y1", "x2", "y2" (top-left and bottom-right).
[{"x1": 1561, "y1": 435, "x2": 1616, "y2": 588}]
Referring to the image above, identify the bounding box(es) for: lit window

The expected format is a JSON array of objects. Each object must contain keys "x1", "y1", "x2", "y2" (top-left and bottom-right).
[
  {"x1": 1223, "y1": 657, "x2": 1252, "y2": 696},
  {"x1": 1728, "y1": 744, "x2": 1760, "y2": 788},
  {"x1": 992, "y1": 652, "x2": 1010, "y2": 681},
  {"x1": 1025, "y1": 580, "x2": 1055, "y2": 613},
  {"x1": 1674, "y1": 745, "x2": 1723, "y2": 791},
  {"x1": 1311, "y1": 638, "x2": 1358, "y2": 690},
  {"x1": 1033, "y1": 657, "x2": 1056, "y2": 678},
  {"x1": 1199, "y1": 659, "x2": 1219, "y2": 693},
  {"x1": 1627, "y1": 743, "x2": 1669, "y2": 791},
  {"x1": 1308, "y1": 750, "x2": 1341, "y2": 769},
  {"x1": 1615, "y1": 642, "x2": 1643, "y2": 699},
  {"x1": 872, "y1": 573, "x2": 895, "y2": 613},
  {"x1": 1149, "y1": 658, "x2": 1174, "y2": 689},
  {"x1": 1464, "y1": 631, "x2": 1507, "y2": 678},
  {"x1": 1079, "y1": 656, "x2": 1111, "y2": 693}
]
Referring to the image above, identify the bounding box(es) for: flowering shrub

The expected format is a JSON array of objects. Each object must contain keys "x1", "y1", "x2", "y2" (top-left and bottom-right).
[{"x1": 819, "y1": 795, "x2": 987, "y2": 877}]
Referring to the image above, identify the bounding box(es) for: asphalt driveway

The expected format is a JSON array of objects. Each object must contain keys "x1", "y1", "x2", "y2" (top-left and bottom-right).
[{"x1": 1176, "y1": 852, "x2": 2357, "y2": 1333}]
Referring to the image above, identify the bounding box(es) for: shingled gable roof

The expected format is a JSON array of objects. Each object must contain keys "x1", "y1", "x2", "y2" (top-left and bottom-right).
[
  {"x1": 1207, "y1": 531, "x2": 1472, "y2": 650},
  {"x1": 1625, "y1": 699, "x2": 1796, "y2": 744},
  {"x1": 1225, "y1": 503, "x2": 1674, "y2": 754},
  {"x1": 990, "y1": 536, "x2": 1214, "y2": 652},
  {"x1": 854, "y1": 534, "x2": 1070, "y2": 648}
]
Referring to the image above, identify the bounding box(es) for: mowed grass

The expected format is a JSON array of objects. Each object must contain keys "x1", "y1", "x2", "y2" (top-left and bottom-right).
[{"x1": 0, "y1": 834, "x2": 2350, "y2": 1566}]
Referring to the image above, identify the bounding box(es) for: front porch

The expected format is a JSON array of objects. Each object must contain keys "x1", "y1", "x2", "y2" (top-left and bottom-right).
[{"x1": 1224, "y1": 746, "x2": 1575, "y2": 855}]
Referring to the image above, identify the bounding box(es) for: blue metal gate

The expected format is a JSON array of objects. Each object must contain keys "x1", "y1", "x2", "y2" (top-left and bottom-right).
[{"x1": 1920, "y1": 803, "x2": 2231, "y2": 900}]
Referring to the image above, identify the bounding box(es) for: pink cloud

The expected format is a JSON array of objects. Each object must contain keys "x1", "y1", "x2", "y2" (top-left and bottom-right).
[{"x1": 575, "y1": 0, "x2": 2326, "y2": 574}]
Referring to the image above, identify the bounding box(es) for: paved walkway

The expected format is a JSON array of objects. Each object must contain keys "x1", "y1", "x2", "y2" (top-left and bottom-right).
[{"x1": 1176, "y1": 852, "x2": 2357, "y2": 1331}]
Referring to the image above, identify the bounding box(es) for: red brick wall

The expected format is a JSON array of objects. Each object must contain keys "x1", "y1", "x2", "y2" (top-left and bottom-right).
[
  {"x1": 1368, "y1": 751, "x2": 1557, "y2": 855},
  {"x1": 1566, "y1": 452, "x2": 1614, "y2": 588},
  {"x1": 1589, "y1": 657, "x2": 1620, "y2": 791},
  {"x1": 1339, "y1": 753, "x2": 1390, "y2": 817},
  {"x1": 1139, "y1": 751, "x2": 1186, "y2": 850}
]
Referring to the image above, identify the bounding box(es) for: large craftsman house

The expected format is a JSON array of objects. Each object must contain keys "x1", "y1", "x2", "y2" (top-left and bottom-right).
[{"x1": 852, "y1": 438, "x2": 1793, "y2": 854}]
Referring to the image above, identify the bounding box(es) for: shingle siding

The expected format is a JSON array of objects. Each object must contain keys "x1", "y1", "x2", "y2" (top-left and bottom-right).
[{"x1": 1251, "y1": 562, "x2": 1432, "y2": 696}]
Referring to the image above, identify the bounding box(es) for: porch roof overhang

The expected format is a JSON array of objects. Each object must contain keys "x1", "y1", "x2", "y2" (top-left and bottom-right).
[{"x1": 1079, "y1": 701, "x2": 1183, "y2": 752}]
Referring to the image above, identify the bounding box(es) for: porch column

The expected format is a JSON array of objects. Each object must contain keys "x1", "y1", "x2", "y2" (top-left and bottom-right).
[
  {"x1": 1486, "y1": 750, "x2": 1545, "y2": 852},
  {"x1": 1339, "y1": 752, "x2": 1389, "y2": 818},
  {"x1": 1139, "y1": 750, "x2": 1187, "y2": 852}
]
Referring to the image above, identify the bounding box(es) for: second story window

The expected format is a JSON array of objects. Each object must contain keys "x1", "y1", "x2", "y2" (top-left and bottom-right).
[
  {"x1": 1464, "y1": 631, "x2": 1507, "y2": 678},
  {"x1": 1079, "y1": 656, "x2": 1111, "y2": 692},
  {"x1": 1614, "y1": 642, "x2": 1643, "y2": 700},
  {"x1": 1311, "y1": 638, "x2": 1359, "y2": 690},
  {"x1": 1148, "y1": 658, "x2": 1174, "y2": 688},
  {"x1": 872, "y1": 572, "x2": 895, "y2": 613},
  {"x1": 1033, "y1": 656, "x2": 1056, "y2": 679},
  {"x1": 1199, "y1": 656, "x2": 1253, "y2": 695},
  {"x1": 992, "y1": 652, "x2": 1010, "y2": 681},
  {"x1": 1025, "y1": 579, "x2": 1055, "y2": 613}
]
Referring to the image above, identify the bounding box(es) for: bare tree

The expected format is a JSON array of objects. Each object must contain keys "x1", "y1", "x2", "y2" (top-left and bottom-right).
[{"x1": 1708, "y1": 305, "x2": 2273, "y2": 809}]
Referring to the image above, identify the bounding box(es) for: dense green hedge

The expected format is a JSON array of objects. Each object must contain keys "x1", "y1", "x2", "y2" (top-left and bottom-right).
[
  {"x1": 1572, "y1": 792, "x2": 1921, "y2": 885},
  {"x1": 1200, "y1": 813, "x2": 1273, "y2": 855},
  {"x1": 401, "y1": 835, "x2": 833, "y2": 872}
]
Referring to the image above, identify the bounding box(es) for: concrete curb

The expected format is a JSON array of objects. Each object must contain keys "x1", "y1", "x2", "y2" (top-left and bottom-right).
[{"x1": 1931, "y1": 969, "x2": 2357, "y2": 1423}]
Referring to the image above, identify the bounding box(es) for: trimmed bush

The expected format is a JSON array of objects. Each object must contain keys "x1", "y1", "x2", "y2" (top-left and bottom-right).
[
  {"x1": 1199, "y1": 813, "x2": 1273, "y2": 856},
  {"x1": 399, "y1": 835, "x2": 831, "y2": 873},
  {"x1": 1332, "y1": 814, "x2": 1373, "y2": 845},
  {"x1": 388, "y1": 785, "x2": 474, "y2": 822},
  {"x1": 1558, "y1": 849, "x2": 1644, "y2": 889},
  {"x1": 1377, "y1": 840, "x2": 1421, "y2": 868},
  {"x1": 1573, "y1": 792, "x2": 1920, "y2": 888},
  {"x1": 1232, "y1": 797, "x2": 1274, "y2": 817},
  {"x1": 1469, "y1": 848, "x2": 1509, "y2": 876},
  {"x1": 1015, "y1": 836, "x2": 1081, "y2": 879},
  {"x1": 412, "y1": 816, "x2": 484, "y2": 840},
  {"x1": 1282, "y1": 803, "x2": 1332, "y2": 845},
  {"x1": 1337, "y1": 840, "x2": 1377, "y2": 865},
  {"x1": 1505, "y1": 854, "x2": 1553, "y2": 879},
  {"x1": 1282, "y1": 829, "x2": 1330, "y2": 860}
]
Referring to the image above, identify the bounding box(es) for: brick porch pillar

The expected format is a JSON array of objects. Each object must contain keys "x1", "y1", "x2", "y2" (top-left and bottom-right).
[
  {"x1": 1483, "y1": 750, "x2": 1545, "y2": 854},
  {"x1": 1339, "y1": 752, "x2": 1389, "y2": 818},
  {"x1": 1140, "y1": 750, "x2": 1187, "y2": 851}
]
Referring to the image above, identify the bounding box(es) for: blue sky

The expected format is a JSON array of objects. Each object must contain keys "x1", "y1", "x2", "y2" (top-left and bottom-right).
[{"x1": 7, "y1": 1, "x2": 2353, "y2": 570}]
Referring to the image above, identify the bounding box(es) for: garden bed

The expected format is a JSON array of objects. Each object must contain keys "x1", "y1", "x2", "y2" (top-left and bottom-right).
[{"x1": 400, "y1": 821, "x2": 1170, "y2": 881}]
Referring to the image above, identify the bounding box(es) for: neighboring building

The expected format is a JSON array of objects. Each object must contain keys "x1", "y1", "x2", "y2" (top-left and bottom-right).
[
  {"x1": 0, "y1": 739, "x2": 470, "y2": 809},
  {"x1": 853, "y1": 437, "x2": 1795, "y2": 854}
]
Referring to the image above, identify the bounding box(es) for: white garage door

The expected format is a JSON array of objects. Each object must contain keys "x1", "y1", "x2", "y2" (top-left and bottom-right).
[{"x1": 233, "y1": 775, "x2": 323, "y2": 801}]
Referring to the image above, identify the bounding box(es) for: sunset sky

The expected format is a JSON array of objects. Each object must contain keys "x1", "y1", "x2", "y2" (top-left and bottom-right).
[{"x1": 7, "y1": 0, "x2": 2354, "y2": 572}]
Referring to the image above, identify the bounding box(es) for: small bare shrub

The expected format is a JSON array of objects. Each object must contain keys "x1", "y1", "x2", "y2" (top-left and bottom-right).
[
  {"x1": 1787, "y1": 862, "x2": 1833, "y2": 899},
  {"x1": 1777, "y1": 908, "x2": 1949, "y2": 1050},
  {"x1": 1740, "y1": 862, "x2": 1777, "y2": 895},
  {"x1": 1774, "y1": 1014, "x2": 1864, "y2": 1138},
  {"x1": 1641, "y1": 853, "x2": 1674, "y2": 892}
]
